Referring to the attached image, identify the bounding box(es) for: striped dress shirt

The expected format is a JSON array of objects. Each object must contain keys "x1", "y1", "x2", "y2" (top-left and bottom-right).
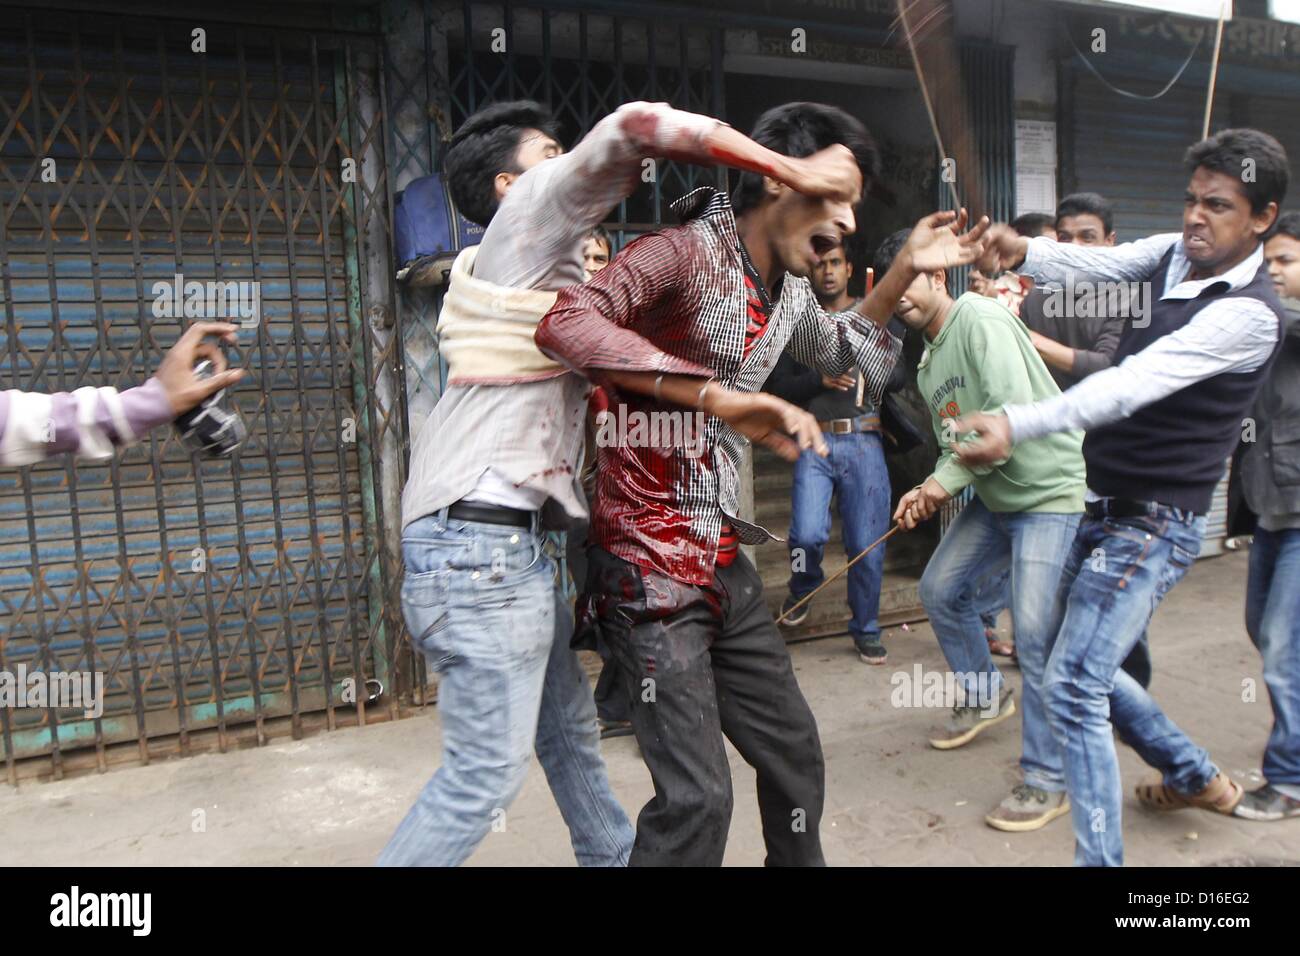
[{"x1": 537, "y1": 187, "x2": 901, "y2": 586}]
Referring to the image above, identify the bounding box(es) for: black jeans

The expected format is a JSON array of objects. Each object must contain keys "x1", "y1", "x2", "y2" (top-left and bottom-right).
[{"x1": 582, "y1": 547, "x2": 826, "y2": 866}]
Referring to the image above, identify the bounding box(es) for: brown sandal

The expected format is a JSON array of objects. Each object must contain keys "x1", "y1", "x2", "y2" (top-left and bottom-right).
[{"x1": 1135, "y1": 772, "x2": 1244, "y2": 815}]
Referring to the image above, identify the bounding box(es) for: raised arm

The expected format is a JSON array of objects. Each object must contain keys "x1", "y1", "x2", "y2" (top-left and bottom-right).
[
  {"x1": 785, "y1": 209, "x2": 989, "y2": 407},
  {"x1": 981, "y1": 226, "x2": 1179, "y2": 285},
  {"x1": 521, "y1": 101, "x2": 864, "y2": 267}
]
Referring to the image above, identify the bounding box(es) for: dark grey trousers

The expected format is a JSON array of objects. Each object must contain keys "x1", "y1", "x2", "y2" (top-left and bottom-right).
[{"x1": 584, "y1": 546, "x2": 826, "y2": 867}]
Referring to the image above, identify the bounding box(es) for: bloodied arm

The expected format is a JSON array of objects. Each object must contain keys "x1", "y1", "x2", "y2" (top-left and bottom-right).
[{"x1": 508, "y1": 102, "x2": 864, "y2": 289}]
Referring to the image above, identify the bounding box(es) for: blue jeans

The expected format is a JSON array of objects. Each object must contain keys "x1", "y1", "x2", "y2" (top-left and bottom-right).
[
  {"x1": 787, "y1": 431, "x2": 890, "y2": 648},
  {"x1": 378, "y1": 512, "x2": 634, "y2": 867},
  {"x1": 973, "y1": 567, "x2": 1010, "y2": 632},
  {"x1": 1245, "y1": 527, "x2": 1300, "y2": 792},
  {"x1": 1043, "y1": 508, "x2": 1216, "y2": 867},
  {"x1": 918, "y1": 497, "x2": 1080, "y2": 792}
]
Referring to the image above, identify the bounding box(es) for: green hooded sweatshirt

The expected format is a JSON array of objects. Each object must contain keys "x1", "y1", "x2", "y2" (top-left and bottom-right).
[{"x1": 916, "y1": 292, "x2": 1085, "y2": 513}]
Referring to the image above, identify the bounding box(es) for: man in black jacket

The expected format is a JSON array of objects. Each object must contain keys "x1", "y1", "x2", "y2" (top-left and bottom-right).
[{"x1": 1236, "y1": 210, "x2": 1300, "y2": 821}]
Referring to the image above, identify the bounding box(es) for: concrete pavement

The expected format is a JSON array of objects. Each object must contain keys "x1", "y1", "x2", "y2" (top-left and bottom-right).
[{"x1": 2, "y1": 549, "x2": 1297, "y2": 867}]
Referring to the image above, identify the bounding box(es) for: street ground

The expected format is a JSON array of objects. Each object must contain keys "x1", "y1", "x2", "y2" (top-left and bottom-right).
[{"x1": 2, "y1": 549, "x2": 1297, "y2": 867}]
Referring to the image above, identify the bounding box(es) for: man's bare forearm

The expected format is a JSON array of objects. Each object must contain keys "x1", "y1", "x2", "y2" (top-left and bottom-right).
[
  {"x1": 1029, "y1": 330, "x2": 1076, "y2": 374},
  {"x1": 606, "y1": 370, "x2": 712, "y2": 409}
]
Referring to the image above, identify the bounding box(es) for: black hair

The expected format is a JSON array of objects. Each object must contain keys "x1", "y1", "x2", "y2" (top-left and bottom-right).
[
  {"x1": 1270, "y1": 210, "x2": 1300, "y2": 242},
  {"x1": 443, "y1": 100, "x2": 562, "y2": 226},
  {"x1": 731, "y1": 102, "x2": 880, "y2": 215},
  {"x1": 1184, "y1": 128, "x2": 1289, "y2": 215},
  {"x1": 1011, "y1": 212, "x2": 1055, "y2": 238},
  {"x1": 586, "y1": 224, "x2": 613, "y2": 257},
  {"x1": 1055, "y1": 192, "x2": 1114, "y2": 235},
  {"x1": 872, "y1": 228, "x2": 912, "y2": 278}
]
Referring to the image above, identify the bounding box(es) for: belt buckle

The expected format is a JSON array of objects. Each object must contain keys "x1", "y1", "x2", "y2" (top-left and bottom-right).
[{"x1": 832, "y1": 419, "x2": 852, "y2": 435}]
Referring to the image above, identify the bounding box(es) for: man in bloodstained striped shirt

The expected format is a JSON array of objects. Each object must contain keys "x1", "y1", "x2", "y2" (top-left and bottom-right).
[{"x1": 537, "y1": 102, "x2": 989, "y2": 866}]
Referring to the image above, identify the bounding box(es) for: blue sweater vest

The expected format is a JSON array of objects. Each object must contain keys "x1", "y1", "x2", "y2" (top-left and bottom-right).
[{"x1": 1082, "y1": 246, "x2": 1285, "y2": 514}]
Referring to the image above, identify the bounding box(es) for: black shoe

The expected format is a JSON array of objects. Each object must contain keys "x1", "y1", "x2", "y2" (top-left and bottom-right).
[
  {"x1": 780, "y1": 594, "x2": 811, "y2": 627},
  {"x1": 598, "y1": 719, "x2": 635, "y2": 740},
  {"x1": 857, "y1": 641, "x2": 888, "y2": 665}
]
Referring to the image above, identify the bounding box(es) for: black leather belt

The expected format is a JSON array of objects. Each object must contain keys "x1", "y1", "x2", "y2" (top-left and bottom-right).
[
  {"x1": 1084, "y1": 497, "x2": 1200, "y2": 520},
  {"x1": 447, "y1": 501, "x2": 534, "y2": 528},
  {"x1": 819, "y1": 413, "x2": 881, "y2": 435}
]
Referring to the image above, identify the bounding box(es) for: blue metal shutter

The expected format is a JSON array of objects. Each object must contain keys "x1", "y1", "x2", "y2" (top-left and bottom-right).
[{"x1": 0, "y1": 17, "x2": 376, "y2": 776}]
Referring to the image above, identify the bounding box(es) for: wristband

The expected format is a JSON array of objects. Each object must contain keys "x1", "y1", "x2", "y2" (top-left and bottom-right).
[{"x1": 696, "y1": 378, "x2": 715, "y2": 410}]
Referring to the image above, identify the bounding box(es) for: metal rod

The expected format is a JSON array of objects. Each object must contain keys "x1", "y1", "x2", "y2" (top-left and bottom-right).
[
  {"x1": 61, "y1": 20, "x2": 114, "y2": 773},
  {"x1": 26, "y1": 10, "x2": 72, "y2": 781},
  {"x1": 234, "y1": 29, "x2": 276, "y2": 745},
  {"x1": 196, "y1": 29, "x2": 239, "y2": 754},
  {"x1": 154, "y1": 27, "x2": 192, "y2": 759},
  {"x1": 273, "y1": 31, "x2": 319, "y2": 740},
  {"x1": 374, "y1": 38, "x2": 411, "y2": 714},
  {"x1": 309, "y1": 34, "x2": 352, "y2": 732},
  {"x1": 775, "y1": 525, "x2": 903, "y2": 626},
  {"x1": 109, "y1": 20, "x2": 153, "y2": 768}
]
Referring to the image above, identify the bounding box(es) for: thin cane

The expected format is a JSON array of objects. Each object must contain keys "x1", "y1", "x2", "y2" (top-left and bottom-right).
[{"x1": 775, "y1": 524, "x2": 904, "y2": 626}]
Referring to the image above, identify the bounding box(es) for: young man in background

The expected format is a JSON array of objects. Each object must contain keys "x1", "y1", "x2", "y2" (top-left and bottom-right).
[
  {"x1": 766, "y1": 240, "x2": 897, "y2": 664},
  {"x1": 1235, "y1": 210, "x2": 1300, "y2": 821}
]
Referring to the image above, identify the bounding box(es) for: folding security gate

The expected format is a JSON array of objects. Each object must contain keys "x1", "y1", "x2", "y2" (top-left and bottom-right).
[{"x1": 0, "y1": 7, "x2": 411, "y2": 781}]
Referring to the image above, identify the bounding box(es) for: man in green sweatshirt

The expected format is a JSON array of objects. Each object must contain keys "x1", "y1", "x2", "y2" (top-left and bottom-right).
[{"x1": 875, "y1": 229, "x2": 1086, "y2": 832}]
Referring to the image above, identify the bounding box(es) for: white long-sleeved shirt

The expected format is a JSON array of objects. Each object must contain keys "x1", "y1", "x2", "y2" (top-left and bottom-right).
[
  {"x1": 0, "y1": 378, "x2": 174, "y2": 467},
  {"x1": 1004, "y1": 234, "x2": 1278, "y2": 446}
]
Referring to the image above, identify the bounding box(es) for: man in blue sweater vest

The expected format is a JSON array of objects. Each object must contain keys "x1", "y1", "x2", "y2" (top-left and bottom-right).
[{"x1": 956, "y1": 128, "x2": 1289, "y2": 866}]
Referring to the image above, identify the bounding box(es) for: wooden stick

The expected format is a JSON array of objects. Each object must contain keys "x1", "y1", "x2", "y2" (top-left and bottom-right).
[
  {"x1": 776, "y1": 524, "x2": 903, "y2": 626},
  {"x1": 898, "y1": 0, "x2": 960, "y2": 212},
  {"x1": 1202, "y1": 0, "x2": 1228, "y2": 140}
]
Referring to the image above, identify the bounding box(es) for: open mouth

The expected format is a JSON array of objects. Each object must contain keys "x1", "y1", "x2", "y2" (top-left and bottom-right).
[
  {"x1": 811, "y1": 233, "x2": 838, "y2": 257},
  {"x1": 1185, "y1": 234, "x2": 1209, "y2": 250}
]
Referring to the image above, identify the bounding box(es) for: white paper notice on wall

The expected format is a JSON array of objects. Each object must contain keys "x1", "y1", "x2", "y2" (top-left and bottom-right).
[{"x1": 1015, "y1": 119, "x2": 1057, "y2": 218}]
